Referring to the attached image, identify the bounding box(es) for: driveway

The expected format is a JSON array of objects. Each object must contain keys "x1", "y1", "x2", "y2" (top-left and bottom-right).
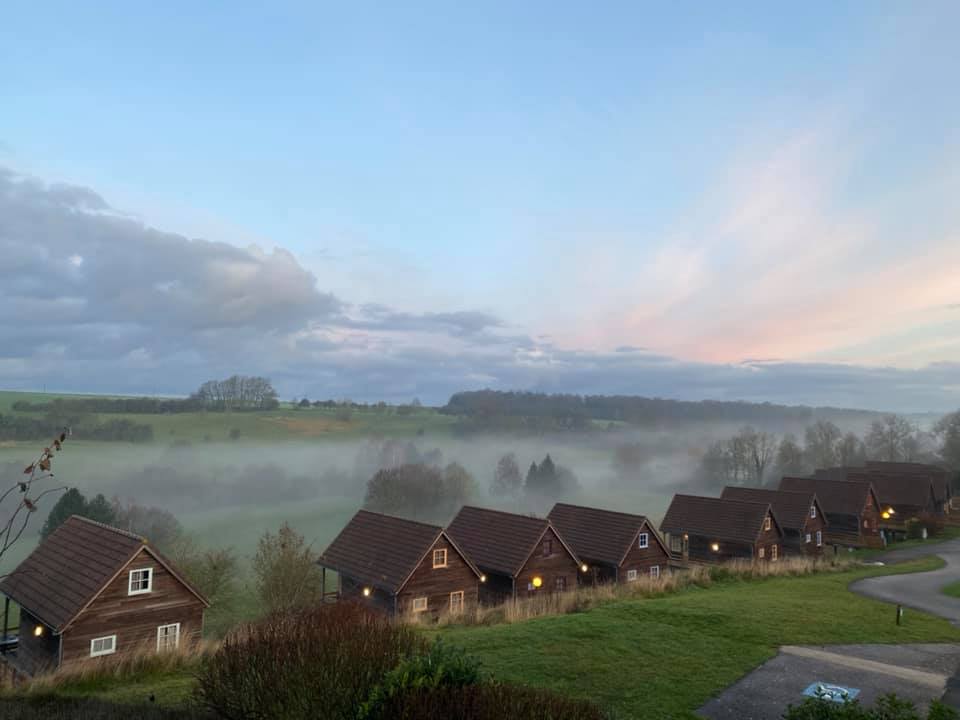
[{"x1": 850, "y1": 538, "x2": 960, "y2": 625}]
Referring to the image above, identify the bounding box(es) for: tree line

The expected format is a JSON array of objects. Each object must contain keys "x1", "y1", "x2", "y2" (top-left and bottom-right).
[{"x1": 0, "y1": 412, "x2": 153, "y2": 443}]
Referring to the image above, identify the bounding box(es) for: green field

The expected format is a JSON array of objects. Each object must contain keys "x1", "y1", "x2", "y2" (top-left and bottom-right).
[
  {"x1": 942, "y1": 579, "x2": 960, "y2": 598},
  {"x1": 13, "y1": 557, "x2": 957, "y2": 719}
]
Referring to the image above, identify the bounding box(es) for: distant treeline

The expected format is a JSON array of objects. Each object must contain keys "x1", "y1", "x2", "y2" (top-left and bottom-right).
[
  {"x1": 12, "y1": 375, "x2": 279, "y2": 415},
  {"x1": 0, "y1": 413, "x2": 153, "y2": 442},
  {"x1": 442, "y1": 390, "x2": 879, "y2": 430}
]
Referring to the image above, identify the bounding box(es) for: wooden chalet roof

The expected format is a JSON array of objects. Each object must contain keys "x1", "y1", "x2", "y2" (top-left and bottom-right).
[
  {"x1": 318, "y1": 509, "x2": 481, "y2": 595},
  {"x1": 547, "y1": 503, "x2": 667, "y2": 567},
  {"x1": 720, "y1": 487, "x2": 826, "y2": 533},
  {"x1": 779, "y1": 476, "x2": 878, "y2": 517},
  {"x1": 815, "y1": 466, "x2": 935, "y2": 510},
  {"x1": 865, "y1": 461, "x2": 952, "y2": 503},
  {"x1": 0, "y1": 515, "x2": 208, "y2": 633},
  {"x1": 660, "y1": 495, "x2": 777, "y2": 544},
  {"x1": 446, "y1": 506, "x2": 579, "y2": 578}
]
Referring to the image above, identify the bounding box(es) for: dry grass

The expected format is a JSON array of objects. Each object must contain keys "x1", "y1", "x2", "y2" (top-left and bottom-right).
[
  {"x1": 6, "y1": 639, "x2": 219, "y2": 695},
  {"x1": 411, "y1": 555, "x2": 857, "y2": 628}
]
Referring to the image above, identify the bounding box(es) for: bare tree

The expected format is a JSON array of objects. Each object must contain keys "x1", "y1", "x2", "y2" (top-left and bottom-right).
[
  {"x1": 738, "y1": 426, "x2": 777, "y2": 485},
  {"x1": 837, "y1": 432, "x2": 866, "y2": 466},
  {"x1": 804, "y1": 420, "x2": 842, "y2": 470},
  {"x1": 491, "y1": 453, "x2": 522, "y2": 497},
  {"x1": 0, "y1": 430, "x2": 69, "y2": 567},
  {"x1": 775, "y1": 434, "x2": 807, "y2": 477},
  {"x1": 865, "y1": 414, "x2": 915, "y2": 462},
  {"x1": 252, "y1": 523, "x2": 323, "y2": 613},
  {"x1": 935, "y1": 410, "x2": 960, "y2": 472}
]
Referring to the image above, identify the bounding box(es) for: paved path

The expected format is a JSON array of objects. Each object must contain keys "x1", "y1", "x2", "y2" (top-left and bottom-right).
[{"x1": 850, "y1": 538, "x2": 960, "y2": 625}]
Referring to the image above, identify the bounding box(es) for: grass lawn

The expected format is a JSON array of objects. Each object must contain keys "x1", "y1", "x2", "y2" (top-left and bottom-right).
[
  {"x1": 851, "y1": 526, "x2": 960, "y2": 560},
  {"x1": 942, "y1": 579, "x2": 960, "y2": 599},
  {"x1": 435, "y1": 557, "x2": 960, "y2": 720}
]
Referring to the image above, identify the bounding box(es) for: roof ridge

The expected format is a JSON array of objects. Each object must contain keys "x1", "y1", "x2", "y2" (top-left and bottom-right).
[
  {"x1": 551, "y1": 502, "x2": 647, "y2": 522},
  {"x1": 69, "y1": 514, "x2": 147, "y2": 543},
  {"x1": 355, "y1": 508, "x2": 442, "y2": 531},
  {"x1": 459, "y1": 505, "x2": 546, "y2": 523}
]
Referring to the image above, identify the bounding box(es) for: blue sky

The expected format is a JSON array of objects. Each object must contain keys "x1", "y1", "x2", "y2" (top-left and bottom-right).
[{"x1": 1, "y1": 2, "x2": 959, "y2": 409}]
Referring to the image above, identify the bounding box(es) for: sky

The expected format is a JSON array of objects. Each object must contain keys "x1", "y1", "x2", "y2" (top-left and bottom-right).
[{"x1": 1, "y1": 1, "x2": 959, "y2": 411}]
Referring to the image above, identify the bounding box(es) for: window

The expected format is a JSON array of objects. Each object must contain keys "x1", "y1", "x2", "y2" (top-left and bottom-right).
[
  {"x1": 626, "y1": 569, "x2": 638, "y2": 582},
  {"x1": 650, "y1": 565, "x2": 660, "y2": 579},
  {"x1": 412, "y1": 597, "x2": 428, "y2": 613},
  {"x1": 638, "y1": 533, "x2": 649, "y2": 549},
  {"x1": 90, "y1": 635, "x2": 116, "y2": 657},
  {"x1": 449, "y1": 591, "x2": 464, "y2": 614},
  {"x1": 128, "y1": 568, "x2": 152, "y2": 595},
  {"x1": 771, "y1": 545, "x2": 778, "y2": 561},
  {"x1": 764, "y1": 516, "x2": 771, "y2": 531},
  {"x1": 864, "y1": 519, "x2": 870, "y2": 529},
  {"x1": 554, "y1": 576, "x2": 566, "y2": 592},
  {"x1": 542, "y1": 538, "x2": 553, "y2": 557},
  {"x1": 805, "y1": 533, "x2": 812, "y2": 543},
  {"x1": 816, "y1": 531, "x2": 823, "y2": 547},
  {"x1": 156, "y1": 623, "x2": 180, "y2": 651},
  {"x1": 758, "y1": 547, "x2": 765, "y2": 559},
  {"x1": 670, "y1": 535, "x2": 683, "y2": 553},
  {"x1": 432, "y1": 549, "x2": 447, "y2": 568},
  {"x1": 810, "y1": 505, "x2": 817, "y2": 519}
]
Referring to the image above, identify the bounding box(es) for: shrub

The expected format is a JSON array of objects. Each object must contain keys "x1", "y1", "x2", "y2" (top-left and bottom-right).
[
  {"x1": 0, "y1": 697, "x2": 211, "y2": 719},
  {"x1": 195, "y1": 602, "x2": 426, "y2": 720},
  {"x1": 361, "y1": 683, "x2": 611, "y2": 720},
  {"x1": 783, "y1": 694, "x2": 957, "y2": 720},
  {"x1": 360, "y1": 641, "x2": 485, "y2": 719}
]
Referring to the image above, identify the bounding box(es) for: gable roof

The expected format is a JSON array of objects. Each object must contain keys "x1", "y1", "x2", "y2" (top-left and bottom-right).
[
  {"x1": 779, "y1": 476, "x2": 879, "y2": 517},
  {"x1": 547, "y1": 503, "x2": 667, "y2": 567},
  {"x1": 318, "y1": 509, "x2": 481, "y2": 595},
  {"x1": 446, "y1": 506, "x2": 580, "y2": 578},
  {"x1": 720, "y1": 487, "x2": 826, "y2": 532},
  {"x1": 0, "y1": 515, "x2": 208, "y2": 633},
  {"x1": 660, "y1": 494, "x2": 779, "y2": 545},
  {"x1": 815, "y1": 467, "x2": 935, "y2": 509},
  {"x1": 864, "y1": 461, "x2": 952, "y2": 503}
]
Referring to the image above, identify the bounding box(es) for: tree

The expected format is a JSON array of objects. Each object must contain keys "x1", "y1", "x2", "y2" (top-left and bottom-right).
[
  {"x1": 111, "y1": 499, "x2": 183, "y2": 551},
  {"x1": 40, "y1": 488, "x2": 87, "y2": 539},
  {"x1": 776, "y1": 434, "x2": 807, "y2": 478},
  {"x1": 169, "y1": 536, "x2": 239, "y2": 613},
  {"x1": 612, "y1": 442, "x2": 649, "y2": 480},
  {"x1": 441, "y1": 463, "x2": 476, "y2": 513},
  {"x1": 935, "y1": 410, "x2": 960, "y2": 472},
  {"x1": 804, "y1": 420, "x2": 842, "y2": 469},
  {"x1": 866, "y1": 414, "x2": 915, "y2": 462},
  {"x1": 364, "y1": 463, "x2": 467, "y2": 521},
  {"x1": 525, "y1": 454, "x2": 572, "y2": 502},
  {"x1": 84, "y1": 493, "x2": 116, "y2": 525},
  {"x1": 837, "y1": 432, "x2": 866, "y2": 467},
  {"x1": 735, "y1": 426, "x2": 776, "y2": 485},
  {"x1": 252, "y1": 523, "x2": 323, "y2": 613},
  {"x1": 491, "y1": 453, "x2": 523, "y2": 497}
]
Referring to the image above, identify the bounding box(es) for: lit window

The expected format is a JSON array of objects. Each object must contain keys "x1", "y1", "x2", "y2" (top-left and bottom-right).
[
  {"x1": 650, "y1": 565, "x2": 660, "y2": 579},
  {"x1": 758, "y1": 547, "x2": 765, "y2": 559},
  {"x1": 638, "y1": 533, "x2": 649, "y2": 549},
  {"x1": 805, "y1": 533, "x2": 812, "y2": 543},
  {"x1": 771, "y1": 545, "x2": 778, "y2": 561},
  {"x1": 128, "y1": 568, "x2": 153, "y2": 595},
  {"x1": 764, "y1": 516, "x2": 771, "y2": 531},
  {"x1": 90, "y1": 635, "x2": 116, "y2": 657},
  {"x1": 412, "y1": 597, "x2": 428, "y2": 613},
  {"x1": 449, "y1": 591, "x2": 464, "y2": 614},
  {"x1": 626, "y1": 569, "x2": 638, "y2": 582},
  {"x1": 156, "y1": 623, "x2": 180, "y2": 652},
  {"x1": 816, "y1": 531, "x2": 822, "y2": 547},
  {"x1": 810, "y1": 505, "x2": 816, "y2": 519},
  {"x1": 432, "y1": 549, "x2": 447, "y2": 568}
]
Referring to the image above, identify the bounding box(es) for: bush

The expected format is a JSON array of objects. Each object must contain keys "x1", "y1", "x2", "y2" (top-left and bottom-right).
[
  {"x1": 783, "y1": 694, "x2": 957, "y2": 720},
  {"x1": 0, "y1": 697, "x2": 211, "y2": 719},
  {"x1": 360, "y1": 641, "x2": 485, "y2": 719},
  {"x1": 360, "y1": 683, "x2": 610, "y2": 720},
  {"x1": 195, "y1": 602, "x2": 426, "y2": 720}
]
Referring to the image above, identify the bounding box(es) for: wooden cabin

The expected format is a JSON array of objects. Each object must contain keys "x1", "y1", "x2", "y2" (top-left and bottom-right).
[
  {"x1": 720, "y1": 486, "x2": 828, "y2": 556},
  {"x1": 547, "y1": 503, "x2": 669, "y2": 584},
  {"x1": 317, "y1": 510, "x2": 483, "y2": 618},
  {"x1": 445, "y1": 506, "x2": 585, "y2": 603},
  {"x1": 779, "y1": 476, "x2": 882, "y2": 549},
  {"x1": 815, "y1": 466, "x2": 937, "y2": 535},
  {"x1": 865, "y1": 461, "x2": 952, "y2": 516},
  {"x1": 0, "y1": 515, "x2": 208, "y2": 677},
  {"x1": 659, "y1": 495, "x2": 783, "y2": 563}
]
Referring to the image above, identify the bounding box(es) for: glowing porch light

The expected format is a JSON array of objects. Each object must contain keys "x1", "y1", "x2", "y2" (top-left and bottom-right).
[
  {"x1": 881, "y1": 511, "x2": 891, "y2": 520},
  {"x1": 580, "y1": 563, "x2": 589, "y2": 573},
  {"x1": 362, "y1": 587, "x2": 371, "y2": 597},
  {"x1": 33, "y1": 625, "x2": 44, "y2": 637},
  {"x1": 480, "y1": 574, "x2": 487, "y2": 583},
  {"x1": 532, "y1": 576, "x2": 543, "y2": 588},
  {"x1": 710, "y1": 543, "x2": 720, "y2": 552}
]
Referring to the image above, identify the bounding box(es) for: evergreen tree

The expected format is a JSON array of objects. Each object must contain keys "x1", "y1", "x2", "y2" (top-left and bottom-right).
[
  {"x1": 84, "y1": 493, "x2": 117, "y2": 525},
  {"x1": 41, "y1": 488, "x2": 87, "y2": 539}
]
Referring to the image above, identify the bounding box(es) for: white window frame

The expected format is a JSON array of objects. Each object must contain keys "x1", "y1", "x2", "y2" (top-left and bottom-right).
[
  {"x1": 764, "y1": 516, "x2": 771, "y2": 531},
  {"x1": 412, "y1": 597, "x2": 428, "y2": 613},
  {"x1": 90, "y1": 635, "x2": 117, "y2": 657},
  {"x1": 805, "y1": 533, "x2": 812, "y2": 543},
  {"x1": 771, "y1": 544, "x2": 779, "y2": 561},
  {"x1": 650, "y1": 565, "x2": 660, "y2": 579},
  {"x1": 449, "y1": 590, "x2": 464, "y2": 613},
  {"x1": 626, "y1": 569, "x2": 638, "y2": 582},
  {"x1": 156, "y1": 623, "x2": 180, "y2": 651},
  {"x1": 638, "y1": 533, "x2": 649, "y2": 549},
  {"x1": 758, "y1": 547, "x2": 765, "y2": 559},
  {"x1": 816, "y1": 530, "x2": 823, "y2": 547},
  {"x1": 810, "y1": 505, "x2": 817, "y2": 519},
  {"x1": 128, "y1": 568, "x2": 153, "y2": 595},
  {"x1": 432, "y1": 548, "x2": 447, "y2": 569}
]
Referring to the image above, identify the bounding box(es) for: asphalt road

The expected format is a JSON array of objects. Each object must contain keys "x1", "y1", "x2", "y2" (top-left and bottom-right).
[{"x1": 850, "y1": 538, "x2": 960, "y2": 625}]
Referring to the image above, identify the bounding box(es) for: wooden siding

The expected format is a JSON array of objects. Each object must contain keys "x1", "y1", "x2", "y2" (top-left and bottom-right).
[
  {"x1": 797, "y1": 509, "x2": 829, "y2": 555},
  {"x1": 619, "y1": 525, "x2": 669, "y2": 580},
  {"x1": 756, "y1": 510, "x2": 782, "y2": 561},
  {"x1": 515, "y1": 528, "x2": 580, "y2": 597},
  {"x1": 14, "y1": 609, "x2": 59, "y2": 676},
  {"x1": 60, "y1": 548, "x2": 205, "y2": 670},
  {"x1": 860, "y1": 492, "x2": 883, "y2": 548},
  {"x1": 398, "y1": 536, "x2": 479, "y2": 618}
]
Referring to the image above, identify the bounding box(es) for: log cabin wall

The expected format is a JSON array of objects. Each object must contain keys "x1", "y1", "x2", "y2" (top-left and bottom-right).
[
  {"x1": 14, "y1": 609, "x2": 59, "y2": 676},
  {"x1": 619, "y1": 525, "x2": 669, "y2": 579},
  {"x1": 478, "y1": 572, "x2": 513, "y2": 604},
  {"x1": 515, "y1": 528, "x2": 580, "y2": 596},
  {"x1": 398, "y1": 536, "x2": 479, "y2": 618},
  {"x1": 338, "y1": 574, "x2": 395, "y2": 614},
  {"x1": 687, "y1": 534, "x2": 753, "y2": 562},
  {"x1": 861, "y1": 494, "x2": 882, "y2": 547},
  {"x1": 799, "y1": 509, "x2": 828, "y2": 555},
  {"x1": 755, "y1": 511, "x2": 781, "y2": 561},
  {"x1": 59, "y1": 548, "x2": 205, "y2": 669}
]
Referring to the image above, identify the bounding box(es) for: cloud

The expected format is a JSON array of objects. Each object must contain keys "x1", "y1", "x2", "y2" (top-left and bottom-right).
[{"x1": 1, "y1": 166, "x2": 959, "y2": 413}]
